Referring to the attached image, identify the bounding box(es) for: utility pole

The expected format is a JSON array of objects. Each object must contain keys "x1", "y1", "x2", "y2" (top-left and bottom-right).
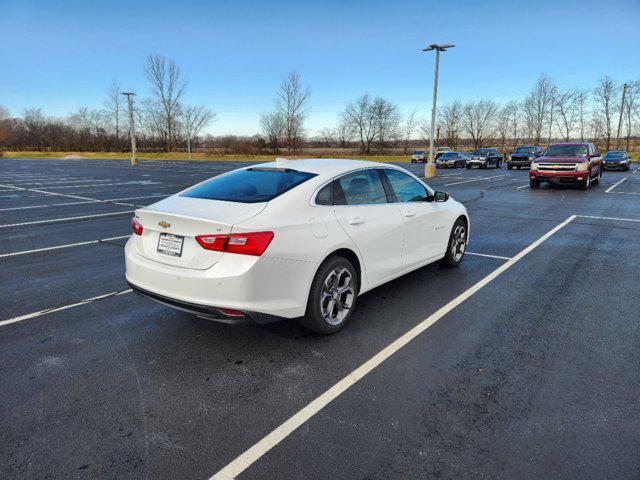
[
  {"x1": 422, "y1": 43, "x2": 454, "y2": 179},
  {"x1": 121, "y1": 92, "x2": 138, "y2": 167},
  {"x1": 616, "y1": 83, "x2": 627, "y2": 149}
]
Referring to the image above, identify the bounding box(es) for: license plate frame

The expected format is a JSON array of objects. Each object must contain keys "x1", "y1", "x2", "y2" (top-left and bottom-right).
[{"x1": 157, "y1": 233, "x2": 184, "y2": 257}]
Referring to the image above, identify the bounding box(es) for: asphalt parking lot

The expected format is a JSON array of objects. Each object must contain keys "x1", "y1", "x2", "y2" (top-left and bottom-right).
[{"x1": 1, "y1": 157, "x2": 640, "y2": 480}]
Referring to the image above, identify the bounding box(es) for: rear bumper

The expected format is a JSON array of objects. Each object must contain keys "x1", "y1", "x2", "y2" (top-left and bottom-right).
[{"x1": 124, "y1": 237, "x2": 317, "y2": 320}]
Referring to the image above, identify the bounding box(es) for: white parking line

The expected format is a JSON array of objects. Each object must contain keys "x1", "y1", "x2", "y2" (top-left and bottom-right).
[
  {"x1": 515, "y1": 184, "x2": 529, "y2": 190},
  {"x1": 0, "y1": 210, "x2": 133, "y2": 228},
  {"x1": 209, "y1": 214, "x2": 577, "y2": 480},
  {"x1": 605, "y1": 176, "x2": 628, "y2": 193},
  {"x1": 0, "y1": 183, "x2": 141, "y2": 207},
  {"x1": 466, "y1": 251, "x2": 512, "y2": 260},
  {"x1": 0, "y1": 289, "x2": 132, "y2": 328},
  {"x1": 0, "y1": 193, "x2": 168, "y2": 212},
  {"x1": 577, "y1": 214, "x2": 640, "y2": 223},
  {"x1": 41, "y1": 181, "x2": 161, "y2": 190},
  {"x1": 444, "y1": 174, "x2": 509, "y2": 186},
  {"x1": 0, "y1": 235, "x2": 130, "y2": 258}
]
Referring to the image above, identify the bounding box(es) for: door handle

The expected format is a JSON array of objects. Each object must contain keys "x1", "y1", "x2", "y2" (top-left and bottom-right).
[
  {"x1": 349, "y1": 216, "x2": 365, "y2": 225},
  {"x1": 404, "y1": 210, "x2": 416, "y2": 218}
]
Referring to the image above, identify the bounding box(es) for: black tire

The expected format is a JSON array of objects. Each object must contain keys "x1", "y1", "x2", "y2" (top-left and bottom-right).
[
  {"x1": 466, "y1": 164, "x2": 471, "y2": 169},
  {"x1": 298, "y1": 256, "x2": 358, "y2": 334},
  {"x1": 439, "y1": 218, "x2": 467, "y2": 267},
  {"x1": 495, "y1": 160, "x2": 500, "y2": 169},
  {"x1": 507, "y1": 163, "x2": 513, "y2": 170},
  {"x1": 593, "y1": 167, "x2": 601, "y2": 184},
  {"x1": 517, "y1": 165, "x2": 521, "y2": 170},
  {"x1": 580, "y1": 171, "x2": 591, "y2": 190},
  {"x1": 530, "y1": 178, "x2": 539, "y2": 188}
]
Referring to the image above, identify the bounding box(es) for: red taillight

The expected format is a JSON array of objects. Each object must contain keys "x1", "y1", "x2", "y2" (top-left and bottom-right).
[
  {"x1": 131, "y1": 217, "x2": 143, "y2": 235},
  {"x1": 195, "y1": 231, "x2": 274, "y2": 256}
]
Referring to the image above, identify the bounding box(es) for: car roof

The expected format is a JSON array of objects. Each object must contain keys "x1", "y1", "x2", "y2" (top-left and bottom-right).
[{"x1": 251, "y1": 158, "x2": 393, "y2": 176}]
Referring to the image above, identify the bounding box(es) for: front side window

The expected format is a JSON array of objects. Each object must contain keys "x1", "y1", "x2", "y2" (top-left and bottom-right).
[
  {"x1": 383, "y1": 169, "x2": 429, "y2": 203},
  {"x1": 181, "y1": 168, "x2": 316, "y2": 203},
  {"x1": 334, "y1": 169, "x2": 388, "y2": 205}
]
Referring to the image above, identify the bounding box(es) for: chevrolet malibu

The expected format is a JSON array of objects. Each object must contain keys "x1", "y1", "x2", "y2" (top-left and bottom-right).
[{"x1": 125, "y1": 159, "x2": 469, "y2": 334}]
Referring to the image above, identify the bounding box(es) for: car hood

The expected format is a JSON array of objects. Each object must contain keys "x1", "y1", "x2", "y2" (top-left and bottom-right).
[{"x1": 536, "y1": 156, "x2": 587, "y2": 163}]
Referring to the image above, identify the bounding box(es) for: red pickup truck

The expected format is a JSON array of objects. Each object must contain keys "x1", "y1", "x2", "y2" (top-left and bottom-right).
[{"x1": 530, "y1": 142, "x2": 603, "y2": 190}]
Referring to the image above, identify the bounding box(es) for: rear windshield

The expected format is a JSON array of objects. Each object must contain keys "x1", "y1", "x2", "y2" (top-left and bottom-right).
[
  {"x1": 181, "y1": 168, "x2": 316, "y2": 203},
  {"x1": 544, "y1": 145, "x2": 588, "y2": 157}
]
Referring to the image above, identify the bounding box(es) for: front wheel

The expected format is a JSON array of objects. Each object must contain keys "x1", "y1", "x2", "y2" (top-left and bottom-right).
[
  {"x1": 580, "y1": 172, "x2": 591, "y2": 190},
  {"x1": 507, "y1": 163, "x2": 513, "y2": 170},
  {"x1": 530, "y1": 178, "x2": 539, "y2": 188},
  {"x1": 299, "y1": 256, "x2": 358, "y2": 334},
  {"x1": 466, "y1": 164, "x2": 471, "y2": 169},
  {"x1": 593, "y1": 168, "x2": 602, "y2": 184},
  {"x1": 439, "y1": 218, "x2": 467, "y2": 267}
]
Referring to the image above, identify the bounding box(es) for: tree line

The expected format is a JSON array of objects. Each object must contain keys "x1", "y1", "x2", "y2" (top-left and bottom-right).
[{"x1": 1, "y1": 58, "x2": 638, "y2": 156}]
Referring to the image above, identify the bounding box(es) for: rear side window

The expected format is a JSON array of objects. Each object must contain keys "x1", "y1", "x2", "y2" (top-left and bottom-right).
[
  {"x1": 315, "y1": 182, "x2": 333, "y2": 205},
  {"x1": 334, "y1": 169, "x2": 388, "y2": 205},
  {"x1": 181, "y1": 168, "x2": 316, "y2": 203}
]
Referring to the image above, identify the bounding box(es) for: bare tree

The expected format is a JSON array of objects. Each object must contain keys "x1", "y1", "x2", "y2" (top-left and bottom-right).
[
  {"x1": 144, "y1": 54, "x2": 187, "y2": 151},
  {"x1": 555, "y1": 89, "x2": 580, "y2": 141},
  {"x1": 622, "y1": 81, "x2": 639, "y2": 151},
  {"x1": 276, "y1": 71, "x2": 311, "y2": 153},
  {"x1": 401, "y1": 108, "x2": 419, "y2": 154},
  {"x1": 576, "y1": 90, "x2": 588, "y2": 142},
  {"x1": 523, "y1": 74, "x2": 556, "y2": 145},
  {"x1": 496, "y1": 104, "x2": 512, "y2": 151},
  {"x1": 181, "y1": 105, "x2": 216, "y2": 159},
  {"x1": 104, "y1": 81, "x2": 124, "y2": 145},
  {"x1": 463, "y1": 100, "x2": 498, "y2": 149},
  {"x1": 341, "y1": 94, "x2": 376, "y2": 154},
  {"x1": 370, "y1": 97, "x2": 400, "y2": 154},
  {"x1": 0, "y1": 105, "x2": 9, "y2": 120},
  {"x1": 593, "y1": 76, "x2": 617, "y2": 151},
  {"x1": 259, "y1": 112, "x2": 284, "y2": 154},
  {"x1": 439, "y1": 101, "x2": 463, "y2": 149}
]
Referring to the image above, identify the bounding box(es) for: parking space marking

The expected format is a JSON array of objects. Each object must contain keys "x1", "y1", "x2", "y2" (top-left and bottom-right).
[
  {"x1": 0, "y1": 235, "x2": 130, "y2": 258},
  {"x1": 0, "y1": 210, "x2": 133, "y2": 228},
  {"x1": 515, "y1": 184, "x2": 529, "y2": 189},
  {"x1": 0, "y1": 193, "x2": 168, "y2": 212},
  {"x1": 0, "y1": 183, "x2": 143, "y2": 207},
  {"x1": 444, "y1": 174, "x2": 510, "y2": 186},
  {"x1": 577, "y1": 214, "x2": 640, "y2": 223},
  {"x1": 209, "y1": 215, "x2": 577, "y2": 480},
  {"x1": 465, "y1": 251, "x2": 511, "y2": 260},
  {"x1": 39, "y1": 181, "x2": 162, "y2": 190},
  {"x1": 605, "y1": 176, "x2": 628, "y2": 193},
  {"x1": 0, "y1": 289, "x2": 132, "y2": 328}
]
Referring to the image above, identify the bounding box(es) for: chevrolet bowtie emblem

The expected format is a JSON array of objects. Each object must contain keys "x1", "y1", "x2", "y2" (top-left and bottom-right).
[{"x1": 158, "y1": 221, "x2": 171, "y2": 228}]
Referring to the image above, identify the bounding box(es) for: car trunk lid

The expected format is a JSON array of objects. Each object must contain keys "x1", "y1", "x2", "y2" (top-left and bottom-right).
[{"x1": 133, "y1": 195, "x2": 267, "y2": 270}]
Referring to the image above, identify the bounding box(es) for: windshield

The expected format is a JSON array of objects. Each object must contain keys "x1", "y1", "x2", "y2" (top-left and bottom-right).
[
  {"x1": 515, "y1": 147, "x2": 535, "y2": 154},
  {"x1": 472, "y1": 149, "x2": 493, "y2": 155},
  {"x1": 543, "y1": 145, "x2": 588, "y2": 157},
  {"x1": 412, "y1": 150, "x2": 425, "y2": 155},
  {"x1": 181, "y1": 168, "x2": 316, "y2": 203},
  {"x1": 605, "y1": 151, "x2": 626, "y2": 158},
  {"x1": 440, "y1": 152, "x2": 457, "y2": 159}
]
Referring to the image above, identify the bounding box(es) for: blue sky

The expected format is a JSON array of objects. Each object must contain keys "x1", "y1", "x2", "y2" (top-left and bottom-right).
[{"x1": 1, "y1": 0, "x2": 639, "y2": 135}]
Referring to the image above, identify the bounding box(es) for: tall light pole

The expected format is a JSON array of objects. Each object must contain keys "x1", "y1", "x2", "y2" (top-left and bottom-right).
[
  {"x1": 422, "y1": 43, "x2": 454, "y2": 178},
  {"x1": 121, "y1": 92, "x2": 138, "y2": 167},
  {"x1": 616, "y1": 83, "x2": 628, "y2": 149}
]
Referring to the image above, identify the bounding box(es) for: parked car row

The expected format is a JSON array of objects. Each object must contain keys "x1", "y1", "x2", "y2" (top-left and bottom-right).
[{"x1": 410, "y1": 146, "x2": 633, "y2": 179}]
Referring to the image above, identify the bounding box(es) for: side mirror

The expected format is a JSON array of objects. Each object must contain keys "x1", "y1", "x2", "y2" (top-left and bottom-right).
[
  {"x1": 434, "y1": 191, "x2": 449, "y2": 202},
  {"x1": 536, "y1": 151, "x2": 542, "y2": 157}
]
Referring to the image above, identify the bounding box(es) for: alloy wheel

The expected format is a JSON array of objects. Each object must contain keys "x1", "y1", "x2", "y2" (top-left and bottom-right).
[
  {"x1": 320, "y1": 267, "x2": 355, "y2": 325},
  {"x1": 451, "y1": 224, "x2": 467, "y2": 262}
]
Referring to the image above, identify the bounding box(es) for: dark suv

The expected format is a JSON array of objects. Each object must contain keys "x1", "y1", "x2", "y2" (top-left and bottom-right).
[
  {"x1": 466, "y1": 148, "x2": 503, "y2": 169},
  {"x1": 507, "y1": 146, "x2": 541, "y2": 169}
]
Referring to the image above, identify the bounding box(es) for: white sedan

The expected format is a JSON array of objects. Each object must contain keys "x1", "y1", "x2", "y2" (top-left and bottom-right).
[{"x1": 125, "y1": 159, "x2": 469, "y2": 334}]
